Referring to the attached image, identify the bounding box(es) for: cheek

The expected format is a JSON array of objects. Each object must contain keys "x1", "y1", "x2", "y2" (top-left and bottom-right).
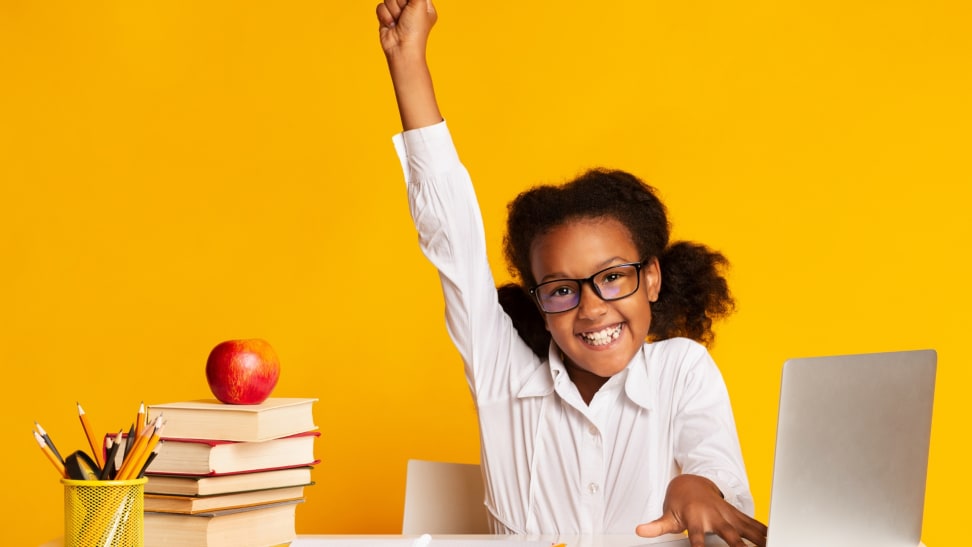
[{"x1": 543, "y1": 314, "x2": 573, "y2": 339}]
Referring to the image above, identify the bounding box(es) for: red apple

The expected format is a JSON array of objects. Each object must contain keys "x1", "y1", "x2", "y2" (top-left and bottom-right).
[{"x1": 206, "y1": 339, "x2": 281, "y2": 404}]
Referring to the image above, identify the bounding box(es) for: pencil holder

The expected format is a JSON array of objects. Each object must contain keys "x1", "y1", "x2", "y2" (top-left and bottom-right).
[{"x1": 62, "y1": 478, "x2": 147, "y2": 547}]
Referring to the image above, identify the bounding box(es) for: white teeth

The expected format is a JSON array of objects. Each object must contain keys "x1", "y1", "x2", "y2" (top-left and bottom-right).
[{"x1": 580, "y1": 324, "x2": 622, "y2": 346}]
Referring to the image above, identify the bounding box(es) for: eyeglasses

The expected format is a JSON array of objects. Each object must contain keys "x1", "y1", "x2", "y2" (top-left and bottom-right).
[{"x1": 529, "y1": 260, "x2": 649, "y2": 314}]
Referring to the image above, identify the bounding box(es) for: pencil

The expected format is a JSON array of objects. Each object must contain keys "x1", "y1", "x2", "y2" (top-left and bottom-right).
[
  {"x1": 136, "y1": 446, "x2": 160, "y2": 479},
  {"x1": 33, "y1": 431, "x2": 67, "y2": 478},
  {"x1": 135, "y1": 401, "x2": 145, "y2": 438},
  {"x1": 34, "y1": 421, "x2": 64, "y2": 464},
  {"x1": 117, "y1": 415, "x2": 162, "y2": 480},
  {"x1": 101, "y1": 430, "x2": 123, "y2": 480},
  {"x1": 114, "y1": 425, "x2": 151, "y2": 480},
  {"x1": 99, "y1": 437, "x2": 115, "y2": 480},
  {"x1": 126, "y1": 418, "x2": 164, "y2": 480},
  {"x1": 77, "y1": 402, "x2": 105, "y2": 469},
  {"x1": 123, "y1": 423, "x2": 136, "y2": 460}
]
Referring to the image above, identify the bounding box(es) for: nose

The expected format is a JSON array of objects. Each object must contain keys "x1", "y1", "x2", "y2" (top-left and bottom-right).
[{"x1": 576, "y1": 281, "x2": 608, "y2": 319}]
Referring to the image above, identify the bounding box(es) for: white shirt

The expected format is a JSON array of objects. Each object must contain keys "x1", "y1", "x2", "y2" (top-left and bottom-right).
[{"x1": 393, "y1": 121, "x2": 754, "y2": 534}]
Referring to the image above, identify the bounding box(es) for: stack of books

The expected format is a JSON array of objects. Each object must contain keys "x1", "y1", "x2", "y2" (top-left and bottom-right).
[{"x1": 136, "y1": 397, "x2": 319, "y2": 547}]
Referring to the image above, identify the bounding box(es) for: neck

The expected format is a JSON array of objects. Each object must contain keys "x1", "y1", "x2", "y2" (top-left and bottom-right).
[{"x1": 562, "y1": 358, "x2": 611, "y2": 405}]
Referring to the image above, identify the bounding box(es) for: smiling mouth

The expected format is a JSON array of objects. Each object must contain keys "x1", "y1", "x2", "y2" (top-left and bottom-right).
[{"x1": 579, "y1": 323, "x2": 623, "y2": 346}]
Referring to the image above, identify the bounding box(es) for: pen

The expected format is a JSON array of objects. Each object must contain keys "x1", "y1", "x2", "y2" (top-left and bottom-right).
[
  {"x1": 34, "y1": 421, "x2": 64, "y2": 464},
  {"x1": 34, "y1": 430, "x2": 67, "y2": 478},
  {"x1": 77, "y1": 402, "x2": 105, "y2": 469}
]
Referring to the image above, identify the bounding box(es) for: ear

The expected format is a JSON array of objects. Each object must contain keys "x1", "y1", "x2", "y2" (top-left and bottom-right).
[{"x1": 643, "y1": 257, "x2": 661, "y2": 303}]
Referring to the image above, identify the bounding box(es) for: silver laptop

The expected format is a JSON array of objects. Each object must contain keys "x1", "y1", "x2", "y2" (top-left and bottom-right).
[{"x1": 765, "y1": 349, "x2": 936, "y2": 547}]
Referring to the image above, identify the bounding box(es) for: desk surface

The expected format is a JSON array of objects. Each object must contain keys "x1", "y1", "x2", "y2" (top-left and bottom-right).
[
  {"x1": 41, "y1": 535, "x2": 930, "y2": 547},
  {"x1": 292, "y1": 536, "x2": 927, "y2": 547},
  {"x1": 293, "y1": 534, "x2": 691, "y2": 547}
]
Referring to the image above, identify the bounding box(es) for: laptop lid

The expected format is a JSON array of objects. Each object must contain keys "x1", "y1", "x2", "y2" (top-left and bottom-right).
[{"x1": 765, "y1": 349, "x2": 936, "y2": 547}]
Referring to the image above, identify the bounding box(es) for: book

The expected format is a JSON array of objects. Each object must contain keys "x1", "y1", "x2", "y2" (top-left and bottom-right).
[
  {"x1": 145, "y1": 499, "x2": 301, "y2": 547},
  {"x1": 148, "y1": 397, "x2": 318, "y2": 442},
  {"x1": 145, "y1": 466, "x2": 314, "y2": 496},
  {"x1": 144, "y1": 483, "x2": 310, "y2": 514},
  {"x1": 122, "y1": 430, "x2": 319, "y2": 475}
]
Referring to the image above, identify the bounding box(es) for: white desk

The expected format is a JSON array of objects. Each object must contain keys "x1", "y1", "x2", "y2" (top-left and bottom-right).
[
  {"x1": 40, "y1": 534, "x2": 682, "y2": 547},
  {"x1": 293, "y1": 535, "x2": 720, "y2": 546},
  {"x1": 41, "y1": 534, "x2": 930, "y2": 546},
  {"x1": 292, "y1": 535, "x2": 929, "y2": 547},
  {"x1": 38, "y1": 535, "x2": 691, "y2": 547}
]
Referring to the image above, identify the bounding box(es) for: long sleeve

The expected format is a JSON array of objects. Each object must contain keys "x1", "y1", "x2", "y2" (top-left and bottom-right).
[{"x1": 393, "y1": 121, "x2": 541, "y2": 401}]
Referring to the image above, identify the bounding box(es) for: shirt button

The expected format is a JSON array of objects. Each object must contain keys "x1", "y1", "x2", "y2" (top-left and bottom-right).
[
  {"x1": 588, "y1": 425, "x2": 598, "y2": 436},
  {"x1": 588, "y1": 482, "x2": 599, "y2": 494}
]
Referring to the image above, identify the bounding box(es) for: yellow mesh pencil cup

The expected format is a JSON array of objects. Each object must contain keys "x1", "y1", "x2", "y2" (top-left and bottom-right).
[{"x1": 62, "y1": 478, "x2": 147, "y2": 547}]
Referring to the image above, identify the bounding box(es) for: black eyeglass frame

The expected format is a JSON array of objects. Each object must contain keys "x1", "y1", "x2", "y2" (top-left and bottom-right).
[{"x1": 528, "y1": 258, "x2": 651, "y2": 314}]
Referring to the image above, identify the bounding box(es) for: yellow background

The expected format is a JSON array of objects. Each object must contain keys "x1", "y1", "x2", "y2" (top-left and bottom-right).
[{"x1": 2, "y1": 1, "x2": 969, "y2": 545}]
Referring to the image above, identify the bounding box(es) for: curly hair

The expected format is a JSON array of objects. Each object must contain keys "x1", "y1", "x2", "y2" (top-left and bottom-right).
[{"x1": 498, "y1": 168, "x2": 735, "y2": 357}]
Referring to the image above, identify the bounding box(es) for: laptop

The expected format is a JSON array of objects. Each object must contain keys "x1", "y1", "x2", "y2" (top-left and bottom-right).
[{"x1": 764, "y1": 349, "x2": 937, "y2": 547}]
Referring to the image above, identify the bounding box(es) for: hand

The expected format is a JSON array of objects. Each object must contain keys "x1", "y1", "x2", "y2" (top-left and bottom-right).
[
  {"x1": 376, "y1": 0, "x2": 442, "y2": 129},
  {"x1": 376, "y1": 0, "x2": 438, "y2": 59},
  {"x1": 636, "y1": 474, "x2": 768, "y2": 547}
]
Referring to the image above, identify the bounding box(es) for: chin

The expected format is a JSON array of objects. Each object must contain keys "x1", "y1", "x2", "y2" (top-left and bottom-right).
[
  {"x1": 565, "y1": 351, "x2": 633, "y2": 378},
  {"x1": 568, "y1": 343, "x2": 640, "y2": 377}
]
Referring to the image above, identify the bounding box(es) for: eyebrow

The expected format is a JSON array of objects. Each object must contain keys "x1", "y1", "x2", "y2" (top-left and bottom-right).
[{"x1": 537, "y1": 256, "x2": 634, "y2": 284}]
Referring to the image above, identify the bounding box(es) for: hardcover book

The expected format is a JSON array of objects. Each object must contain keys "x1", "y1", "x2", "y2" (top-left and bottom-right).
[
  {"x1": 118, "y1": 430, "x2": 319, "y2": 475},
  {"x1": 144, "y1": 499, "x2": 301, "y2": 547},
  {"x1": 145, "y1": 466, "x2": 314, "y2": 496},
  {"x1": 147, "y1": 397, "x2": 317, "y2": 442},
  {"x1": 144, "y1": 483, "x2": 310, "y2": 514}
]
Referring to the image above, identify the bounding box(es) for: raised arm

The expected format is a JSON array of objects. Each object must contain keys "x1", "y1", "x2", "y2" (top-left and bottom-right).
[{"x1": 376, "y1": 0, "x2": 442, "y2": 131}]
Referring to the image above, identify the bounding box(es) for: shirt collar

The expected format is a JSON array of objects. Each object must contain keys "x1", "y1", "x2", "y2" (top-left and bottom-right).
[
  {"x1": 516, "y1": 343, "x2": 564, "y2": 399},
  {"x1": 517, "y1": 343, "x2": 654, "y2": 411},
  {"x1": 623, "y1": 345, "x2": 654, "y2": 411}
]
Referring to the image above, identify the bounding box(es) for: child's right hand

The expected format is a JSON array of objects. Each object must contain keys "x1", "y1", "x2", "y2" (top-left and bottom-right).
[
  {"x1": 376, "y1": 0, "x2": 438, "y2": 59},
  {"x1": 376, "y1": 0, "x2": 443, "y2": 131}
]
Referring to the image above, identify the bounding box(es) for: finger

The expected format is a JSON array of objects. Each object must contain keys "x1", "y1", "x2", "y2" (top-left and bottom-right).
[
  {"x1": 739, "y1": 518, "x2": 768, "y2": 547},
  {"x1": 726, "y1": 512, "x2": 767, "y2": 546},
  {"x1": 376, "y1": 3, "x2": 395, "y2": 28},
  {"x1": 635, "y1": 514, "x2": 680, "y2": 538},
  {"x1": 686, "y1": 524, "x2": 707, "y2": 547},
  {"x1": 712, "y1": 523, "x2": 747, "y2": 547},
  {"x1": 383, "y1": 0, "x2": 403, "y2": 20}
]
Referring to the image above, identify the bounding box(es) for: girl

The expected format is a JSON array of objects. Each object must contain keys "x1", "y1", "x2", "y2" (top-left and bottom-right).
[{"x1": 377, "y1": 1, "x2": 768, "y2": 546}]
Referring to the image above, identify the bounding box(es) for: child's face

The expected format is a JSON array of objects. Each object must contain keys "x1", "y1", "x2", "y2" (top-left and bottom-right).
[{"x1": 529, "y1": 216, "x2": 660, "y2": 379}]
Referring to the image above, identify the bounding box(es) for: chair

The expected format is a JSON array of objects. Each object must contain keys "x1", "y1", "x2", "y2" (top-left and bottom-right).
[{"x1": 401, "y1": 459, "x2": 491, "y2": 534}]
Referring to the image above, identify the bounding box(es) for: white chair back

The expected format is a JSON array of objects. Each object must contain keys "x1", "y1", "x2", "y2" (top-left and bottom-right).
[{"x1": 401, "y1": 459, "x2": 490, "y2": 534}]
